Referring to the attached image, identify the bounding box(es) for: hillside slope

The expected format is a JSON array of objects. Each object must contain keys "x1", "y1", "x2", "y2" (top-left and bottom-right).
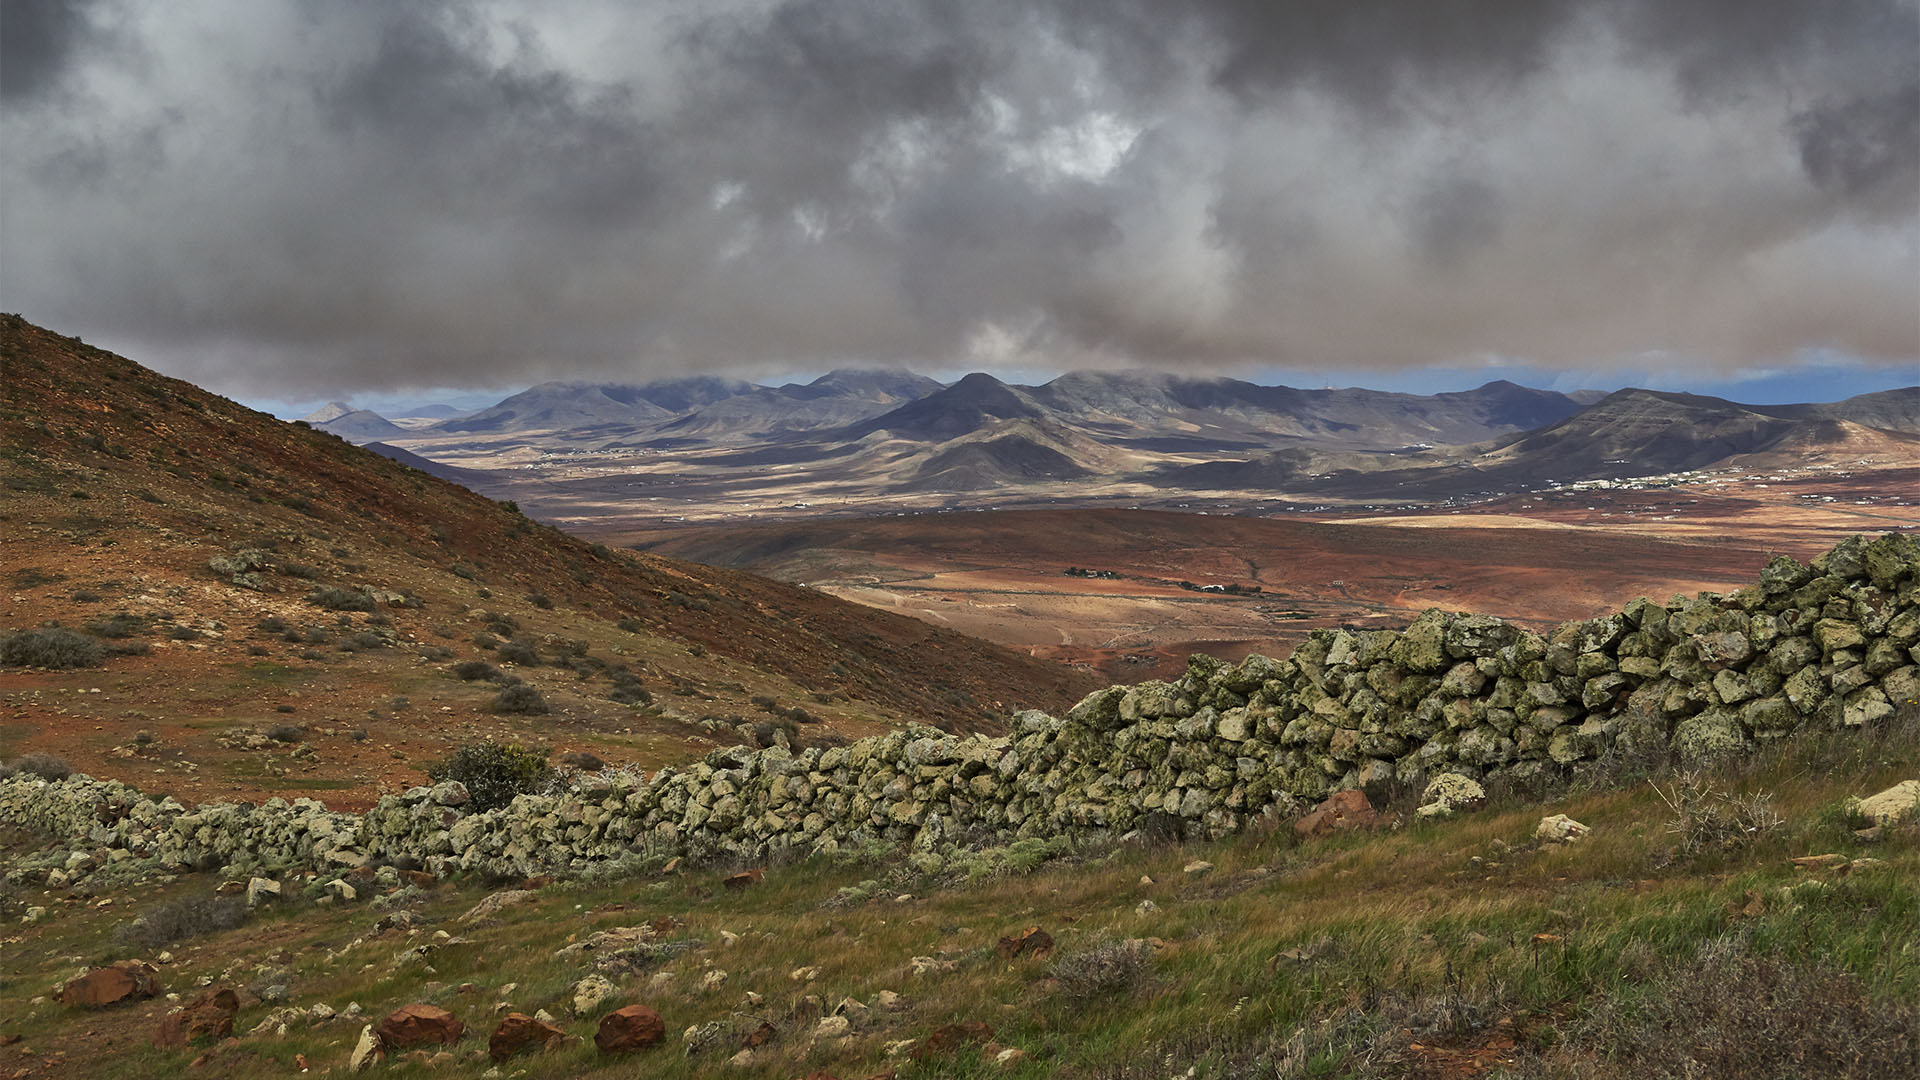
[{"x1": 0, "y1": 315, "x2": 1097, "y2": 807}]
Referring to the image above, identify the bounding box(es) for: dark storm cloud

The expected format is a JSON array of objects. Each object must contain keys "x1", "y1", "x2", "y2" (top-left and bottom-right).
[
  {"x1": 0, "y1": 0, "x2": 105, "y2": 101},
  {"x1": 0, "y1": 0, "x2": 1914, "y2": 397}
]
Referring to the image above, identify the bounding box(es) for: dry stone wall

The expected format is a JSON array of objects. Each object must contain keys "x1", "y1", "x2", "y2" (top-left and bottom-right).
[{"x1": 6, "y1": 534, "x2": 1917, "y2": 886}]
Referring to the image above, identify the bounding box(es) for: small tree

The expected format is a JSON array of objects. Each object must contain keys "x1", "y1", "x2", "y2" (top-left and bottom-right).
[{"x1": 424, "y1": 742, "x2": 553, "y2": 812}]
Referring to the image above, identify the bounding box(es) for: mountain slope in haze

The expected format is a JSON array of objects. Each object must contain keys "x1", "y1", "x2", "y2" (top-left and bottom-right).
[
  {"x1": 632, "y1": 369, "x2": 948, "y2": 446},
  {"x1": 436, "y1": 376, "x2": 761, "y2": 435},
  {"x1": 1312, "y1": 388, "x2": 1916, "y2": 499},
  {"x1": 300, "y1": 401, "x2": 356, "y2": 424},
  {"x1": 0, "y1": 314, "x2": 1098, "y2": 806}
]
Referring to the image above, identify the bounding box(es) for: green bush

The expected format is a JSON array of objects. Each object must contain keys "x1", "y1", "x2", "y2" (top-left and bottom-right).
[
  {"x1": 0, "y1": 627, "x2": 105, "y2": 669},
  {"x1": 425, "y1": 742, "x2": 553, "y2": 812}
]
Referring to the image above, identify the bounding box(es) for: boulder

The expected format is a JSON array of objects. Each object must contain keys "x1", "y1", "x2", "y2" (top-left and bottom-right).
[
  {"x1": 595, "y1": 1004, "x2": 666, "y2": 1054},
  {"x1": 152, "y1": 987, "x2": 239, "y2": 1047},
  {"x1": 1293, "y1": 789, "x2": 1386, "y2": 838},
  {"x1": 245, "y1": 876, "x2": 281, "y2": 908},
  {"x1": 1415, "y1": 774, "x2": 1486, "y2": 820},
  {"x1": 1535, "y1": 815, "x2": 1590, "y2": 843},
  {"x1": 1853, "y1": 780, "x2": 1919, "y2": 827},
  {"x1": 376, "y1": 1003, "x2": 464, "y2": 1049},
  {"x1": 489, "y1": 1012, "x2": 570, "y2": 1061},
  {"x1": 59, "y1": 960, "x2": 158, "y2": 1007}
]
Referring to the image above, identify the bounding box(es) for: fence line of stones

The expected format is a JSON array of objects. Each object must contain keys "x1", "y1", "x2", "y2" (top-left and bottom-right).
[{"x1": 5, "y1": 533, "x2": 1915, "y2": 888}]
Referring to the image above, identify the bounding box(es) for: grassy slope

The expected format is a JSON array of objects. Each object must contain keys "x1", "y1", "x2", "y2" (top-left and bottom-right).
[{"x1": 3, "y1": 716, "x2": 1914, "y2": 1079}]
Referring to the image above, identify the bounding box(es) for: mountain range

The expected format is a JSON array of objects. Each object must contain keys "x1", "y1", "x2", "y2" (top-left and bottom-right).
[{"x1": 334, "y1": 365, "x2": 1915, "y2": 510}]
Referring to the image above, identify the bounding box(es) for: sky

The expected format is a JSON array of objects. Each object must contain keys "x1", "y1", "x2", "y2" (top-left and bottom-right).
[{"x1": 4, "y1": 0, "x2": 1917, "y2": 404}]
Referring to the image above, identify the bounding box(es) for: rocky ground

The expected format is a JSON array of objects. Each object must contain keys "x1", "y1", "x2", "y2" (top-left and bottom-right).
[{"x1": 2, "y1": 726, "x2": 1915, "y2": 1079}]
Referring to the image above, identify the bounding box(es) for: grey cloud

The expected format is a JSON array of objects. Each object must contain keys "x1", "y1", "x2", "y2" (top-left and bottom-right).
[
  {"x1": 1794, "y1": 80, "x2": 1920, "y2": 206},
  {"x1": 0, "y1": 0, "x2": 1913, "y2": 398}
]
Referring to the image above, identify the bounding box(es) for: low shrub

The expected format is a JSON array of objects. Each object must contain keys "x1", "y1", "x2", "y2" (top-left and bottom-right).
[
  {"x1": 307, "y1": 586, "x2": 375, "y2": 612},
  {"x1": 491, "y1": 682, "x2": 550, "y2": 715},
  {"x1": 424, "y1": 741, "x2": 553, "y2": 812},
  {"x1": 267, "y1": 724, "x2": 304, "y2": 743},
  {"x1": 0, "y1": 627, "x2": 105, "y2": 669},
  {"x1": 1050, "y1": 938, "x2": 1153, "y2": 1001},
  {"x1": 11, "y1": 753, "x2": 73, "y2": 781},
  {"x1": 115, "y1": 895, "x2": 248, "y2": 949},
  {"x1": 452, "y1": 660, "x2": 500, "y2": 681},
  {"x1": 1652, "y1": 771, "x2": 1785, "y2": 858},
  {"x1": 496, "y1": 639, "x2": 539, "y2": 666},
  {"x1": 1575, "y1": 934, "x2": 1920, "y2": 1078},
  {"x1": 85, "y1": 613, "x2": 147, "y2": 639}
]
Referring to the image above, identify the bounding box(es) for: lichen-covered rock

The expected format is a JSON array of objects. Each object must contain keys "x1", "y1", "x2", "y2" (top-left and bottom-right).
[{"x1": 1415, "y1": 774, "x2": 1485, "y2": 819}]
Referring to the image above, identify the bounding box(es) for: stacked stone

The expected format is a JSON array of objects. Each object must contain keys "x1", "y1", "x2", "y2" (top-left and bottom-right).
[{"x1": 4, "y1": 533, "x2": 1913, "y2": 885}]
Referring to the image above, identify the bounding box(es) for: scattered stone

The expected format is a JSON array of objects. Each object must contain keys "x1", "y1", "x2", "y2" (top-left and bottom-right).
[
  {"x1": 245, "y1": 877, "x2": 281, "y2": 908},
  {"x1": 58, "y1": 960, "x2": 158, "y2": 1007},
  {"x1": 913, "y1": 1021, "x2": 994, "y2": 1061},
  {"x1": 595, "y1": 1004, "x2": 666, "y2": 1054},
  {"x1": 460, "y1": 890, "x2": 536, "y2": 926},
  {"x1": 722, "y1": 868, "x2": 764, "y2": 891},
  {"x1": 790, "y1": 965, "x2": 821, "y2": 982},
  {"x1": 326, "y1": 879, "x2": 357, "y2": 902},
  {"x1": 1294, "y1": 790, "x2": 1387, "y2": 838},
  {"x1": 571, "y1": 974, "x2": 616, "y2": 1017},
  {"x1": 1181, "y1": 860, "x2": 1214, "y2": 875},
  {"x1": 994, "y1": 927, "x2": 1056, "y2": 960},
  {"x1": 1789, "y1": 853, "x2": 1850, "y2": 870},
  {"x1": 1535, "y1": 815, "x2": 1589, "y2": 843},
  {"x1": 488, "y1": 1013, "x2": 570, "y2": 1061},
  {"x1": 873, "y1": 990, "x2": 906, "y2": 1011},
  {"x1": 153, "y1": 988, "x2": 239, "y2": 1048},
  {"x1": 376, "y1": 1003, "x2": 464, "y2": 1049},
  {"x1": 816, "y1": 1016, "x2": 851, "y2": 1039},
  {"x1": 348, "y1": 1025, "x2": 382, "y2": 1071},
  {"x1": 742, "y1": 1020, "x2": 778, "y2": 1049}
]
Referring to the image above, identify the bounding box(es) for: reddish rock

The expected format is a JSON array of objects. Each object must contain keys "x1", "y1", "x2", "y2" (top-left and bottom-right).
[
  {"x1": 1293, "y1": 789, "x2": 1386, "y2": 838},
  {"x1": 488, "y1": 1012, "x2": 569, "y2": 1061},
  {"x1": 741, "y1": 1020, "x2": 777, "y2": 1049},
  {"x1": 376, "y1": 1003, "x2": 464, "y2": 1049},
  {"x1": 58, "y1": 960, "x2": 159, "y2": 1007},
  {"x1": 153, "y1": 987, "x2": 240, "y2": 1048},
  {"x1": 722, "y1": 868, "x2": 764, "y2": 891},
  {"x1": 912, "y1": 1021, "x2": 994, "y2": 1061},
  {"x1": 995, "y1": 926, "x2": 1055, "y2": 960},
  {"x1": 595, "y1": 1004, "x2": 666, "y2": 1054}
]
